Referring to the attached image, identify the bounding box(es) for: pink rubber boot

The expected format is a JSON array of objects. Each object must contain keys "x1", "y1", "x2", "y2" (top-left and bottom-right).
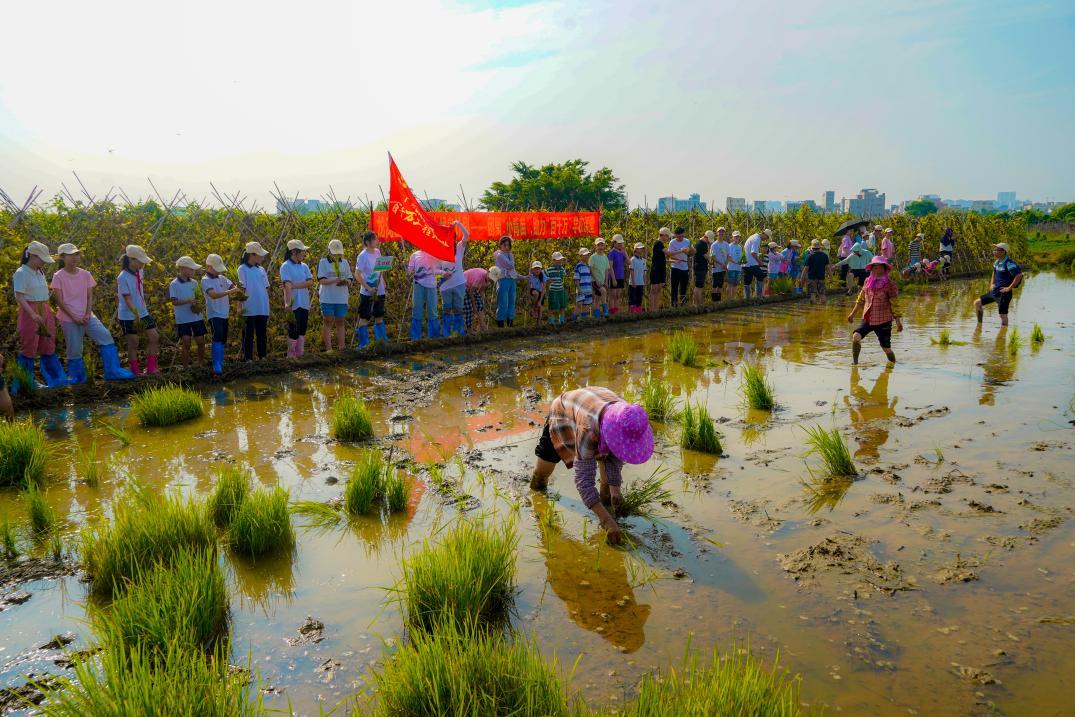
[
  {"x1": 129, "y1": 359, "x2": 142, "y2": 376},
  {"x1": 145, "y1": 355, "x2": 159, "y2": 375}
]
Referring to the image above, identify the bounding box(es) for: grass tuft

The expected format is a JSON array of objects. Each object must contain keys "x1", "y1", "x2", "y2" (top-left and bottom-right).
[
  {"x1": 0, "y1": 419, "x2": 49, "y2": 489},
  {"x1": 1, "y1": 513, "x2": 18, "y2": 559},
  {"x1": 1030, "y1": 323, "x2": 1045, "y2": 344},
  {"x1": 74, "y1": 439, "x2": 100, "y2": 487},
  {"x1": 226, "y1": 487, "x2": 294, "y2": 559},
  {"x1": 639, "y1": 374, "x2": 677, "y2": 422},
  {"x1": 667, "y1": 331, "x2": 700, "y2": 367},
  {"x1": 131, "y1": 385, "x2": 204, "y2": 427},
  {"x1": 1007, "y1": 327, "x2": 1022, "y2": 357},
  {"x1": 740, "y1": 362, "x2": 775, "y2": 411},
  {"x1": 26, "y1": 483, "x2": 56, "y2": 535},
  {"x1": 207, "y1": 465, "x2": 250, "y2": 529},
  {"x1": 804, "y1": 425, "x2": 857, "y2": 477},
  {"x1": 99, "y1": 418, "x2": 131, "y2": 446},
  {"x1": 680, "y1": 403, "x2": 722, "y2": 455},
  {"x1": 617, "y1": 469, "x2": 673, "y2": 519},
  {"x1": 383, "y1": 469, "x2": 410, "y2": 514},
  {"x1": 345, "y1": 450, "x2": 386, "y2": 516},
  {"x1": 331, "y1": 395, "x2": 374, "y2": 442},
  {"x1": 399, "y1": 518, "x2": 518, "y2": 633}
]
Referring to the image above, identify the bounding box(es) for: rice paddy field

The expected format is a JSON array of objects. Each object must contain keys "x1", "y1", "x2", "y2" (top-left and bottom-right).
[{"x1": 1, "y1": 272, "x2": 1073, "y2": 716}]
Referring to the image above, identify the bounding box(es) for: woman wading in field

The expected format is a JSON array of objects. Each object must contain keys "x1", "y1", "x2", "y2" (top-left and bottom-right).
[
  {"x1": 530, "y1": 386, "x2": 654, "y2": 545},
  {"x1": 848, "y1": 256, "x2": 902, "y2": 365}
]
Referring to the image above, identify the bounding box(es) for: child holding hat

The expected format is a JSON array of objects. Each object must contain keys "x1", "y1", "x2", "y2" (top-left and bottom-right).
[
  {"x1": 848, "y1": 255, "x2": 902, "y2": 365},
  {"x1": 545, "y1": 252, "x2": 569, "y2": 325},
  {"x1": 202, "y1": 254, "x2": 241, "y2": 374},
  {"x1": 238, "y1": 241, "x2": 270, "y2": 361},
  {"x1": 117, "y1": 244, "x2": 160, "y2": 376},
  {"x1": 50, "y1": 243, "x2": 133, "y2": 383},
  {"x1": 573, "y1": 248, "x2": 595, "y2": 321},
  {"x1": 169, "y1": 256, "x2": 209, "y2": 369},
  {"x1": 12, "y1": 241, "x2": 69, "y2": 390},
  {"x1": 318, "y1": 239, "x2": 353, "y2": 351},
  {"x1": 280, "y1": 239, "x2": 315, "y2": 358}
]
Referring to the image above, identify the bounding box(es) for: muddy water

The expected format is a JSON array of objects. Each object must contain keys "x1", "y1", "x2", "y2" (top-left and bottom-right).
[{"x1": 1, "y1": 274, "x2": 1073, "y2": 716}]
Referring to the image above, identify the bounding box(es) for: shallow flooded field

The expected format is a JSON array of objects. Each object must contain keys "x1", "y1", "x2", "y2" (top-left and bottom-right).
[{"x1": 2, "y1": 273, "x2": 1073, "y2": 716}]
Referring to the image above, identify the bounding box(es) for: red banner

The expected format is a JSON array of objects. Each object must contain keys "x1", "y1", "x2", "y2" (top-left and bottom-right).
[
  {"x1": 371, "y1": 211, "x2": 601, "y2": 242},
  {"x1": 387, "y1": 154, "x2": 457, "y2": 261}
]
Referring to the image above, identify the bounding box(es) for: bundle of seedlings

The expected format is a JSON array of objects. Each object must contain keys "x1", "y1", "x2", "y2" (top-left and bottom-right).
[
  {"x1": 130, "y1": 385, "x2": 204, "y2": 427},
  {"x1": 680, "y1": 402, "x2": 722, "y2": 455},
  {"x1": 740, "y1": 362, "x2": 775, "y2": 411},
  {"x1": 639, "y1": 374, "x2": 677, "y2": 422},
  {"x1": 0, "y1": 419, "x2": 49, "y2": 489},
  {"x1": 330, "y1": 395, "x2": 374, "y2": 441},
  {"x1": 207, "y1": 465, "x2": 251, "y2": 528},
  {"x1": 803, "y1": 424, "x2": 857, "y2": 478},
  {"x1": 667, "y1": 331, "x2": 700, "y2": 367},
  {"x1": 616, "y1": 469, "x2": 673, "y2": 519},
  {"x1": 225, "y1": 486, "x2": 294, "y2": 559}
]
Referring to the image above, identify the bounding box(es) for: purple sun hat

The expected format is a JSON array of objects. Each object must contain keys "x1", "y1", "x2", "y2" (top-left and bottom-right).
[
  {"x1": 600, "y1": 402, "x2": 654, "y2": 465},
  {"x1": 867, "y1": 255, "x2": 890, "y2": 270}
]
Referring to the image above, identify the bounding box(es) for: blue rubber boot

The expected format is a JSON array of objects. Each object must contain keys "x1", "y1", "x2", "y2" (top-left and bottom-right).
[
  {"x1": 356, "y1": 325, "x2": 370, "y2": 348},
  {"x1": 67, "y1": 357, "x2": 87, "y2": 384},
  {"x1": 211, "y1": 342, "x2": 225, "y2": 375},
  {"x1": 374, "y1": 323, "x2": 388, "y2": 343},
  {"x1": 602, "y1": 303, "x2": 609, "y2": 317},
  {"x1": 427, "y1": 319, "x2": 441, "y2": 338},
  {"x1": 40, "y1": 353, "x2": 71, "y2": 388},
  {"x1": 409, "y1": 318, "x2": 423, "y2": 340},
  {"x1": 593, "y1": 308, "x2": 602, "y2": 319},
  {"x1": 100, "y1": 343, "x2": 135, "y2": 380},
  {"x1": 11, "y1": 355, "x2": 37, "y2": 395}
]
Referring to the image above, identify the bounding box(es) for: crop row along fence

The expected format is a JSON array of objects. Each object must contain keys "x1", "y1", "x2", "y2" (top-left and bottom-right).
[{"x1": 0, "y1": 181, "x2": 1027, "y2": 360}]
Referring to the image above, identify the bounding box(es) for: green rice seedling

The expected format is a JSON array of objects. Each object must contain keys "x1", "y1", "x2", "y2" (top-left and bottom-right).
[
  {"x1": 640, "y1": 374, "x2": 677, "y2": 422},
  {"x1": 1, "y1": 513, "x2": 18, "y2": 559},
  {"x1": 1007, "y1": 327, "x2": 1022, "y2": 357},
  {"x1": 26, "y1": 483, "x2": 56, "y2": 535},
  {"x1": 207, "y1": 465, "x2": 249, "y2": 528},
  {"x1": 73, "y1": 438, "x2": 100, "y2": 487},
  {"x1": 226, "y1": 487, "x2": 294, "y2": 559},
  {"x1": 933, "y1": 447, "x2": 945, "y2": 463},
  {"x1": 1031, "y1": 323, "x2": 1045, "y2": 344},
  {"x1": 680, "y1": 403, "x2": 722, "y2": 455},
  {"x1": 934, "y1": 329, "x2": 952, "y2": 346},
  {"x1": 667, "y1": 331, "x2": 700, "y2": 367},
  {"x1": 398, "y1": 518, "x2": 518, "y2": 632},
  {"x1": 740, "y1": 362, "x2": 775, "y2": 411},
  {"x1": 130, "y1": 385, "x2": 204, "y2": 427},
  {"x1": 289, "y1": 500, "x2": 344, "y2": 529},
  {"x1": 50, "y1": 533, "x2": 64, "y2": 562},
  {"x1": 99, "y1": 549, "x2": 228, "y2": 657},
  {"x1": 370, "y1": 621, "x2": 570, "y2": 717},
  {"x1": 768, "y1": 276, "x2": 795, "y2": 294},
  {"x1": 3, "y1": 360, "x2": 33, "y2": 394},
  {"x1": 804, "y1": 424, "x2": 857, "y2": 477},
  {"x1": 802, "y1": 476, "x2": 854, "y2": 514},
  {"x1": 383, "y1": 469, "x2": 410, "y2": 514},
  {"x1": 0, "y1": 419, "x2": 49, "y2": 489},
  {"x1": 80, "y1": 488, "x2": 216, "y2": 599},
  {"x1": 330, "y1": 394, "x2": 374, "y2": 442},
  {"x1": 617, "y1": 469, "x2": 674, "y2": 519},
  {"x1": 99, "y1": 418, "x2": 131, "y2": 446},
  {"x1": 608, "y1": 644, "x2": 807, "y2": 717},
  {"x1": 345, "y1": 450, "x2": 386, "y2": 516}
]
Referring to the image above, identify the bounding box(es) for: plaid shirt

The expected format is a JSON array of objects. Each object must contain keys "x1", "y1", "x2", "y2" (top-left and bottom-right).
[
  {"x1": 857, "y1": 281, "x2": 900, "y2": 325},
  {"x1": 548, "y1": 386, "x2": 624, "y2": 508}
]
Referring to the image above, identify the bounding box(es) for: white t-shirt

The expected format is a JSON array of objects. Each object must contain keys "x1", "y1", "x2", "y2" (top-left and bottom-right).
[
  {"x1": 726, "y1": 243, "x2": 743, "y2": 271},
  {"x1": 439, "y1": 241, "x2": 467, "y2": 293},
  {"x1": 201, "y1": 274, "x2": 233, "y2": 320},
  {"x1": 356, "y1": 248, "x2": 386, "y2": 297},
  {"x1": 317, "y1": 257, "x2": 353, "y2": 305},
  {"x1": 279, "y1": 260, "x2": 313, "y2": 310},
  {"x1": 744, "y1": 234, "x2": 762, "y2": 267},
  {"x1": 710, "y1": 240, "x2": 730, "y2": 273},
  {"x1": 630, "y1": 256, "x2": 647, "y2": 285},
  {"x1": 13, "y1": 264, "x2": 49, "y2": 302},
  {"x1": 667, "y1": 237, "x2": 691, "y2": 271}
]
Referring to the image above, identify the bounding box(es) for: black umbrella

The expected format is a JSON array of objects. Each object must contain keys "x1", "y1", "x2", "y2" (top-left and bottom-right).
[{"x1": 833, "y1": 219, "x2": 869, "y2": 237}]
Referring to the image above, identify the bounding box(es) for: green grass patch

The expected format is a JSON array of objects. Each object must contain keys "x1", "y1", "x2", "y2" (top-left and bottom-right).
[
  {"x1": 331, "y1": 395, "x2": 374, "y2": 442},
  {"x1": 130, "y1": 385, "x2": 204, "y2": 427},
  {"x1": 1031, "y1": 323, "x2": 1045, "y2": 344},
  {"x1": 667, "y1": 331, "x2": 700, "y2": 367},
  {"x1": 383, "y1": 469, "x2": 410, "y2": 514},
  {"x1": 639, "y1": 374, "x2": 677, "y2": 422},
  {"x1": 0, "y1": 419, "x2": 50, "y2": 489},
  {"x1": 1007, "y1": 327, "x2": 1022, "y2": 357},
  {"x1": 207, "y1": 465, "x2": 250, "y2": 528},
  {"x1": 804, "y1": 425, "x2": 857, "y2": 478},
  {"x1": 617, "y1": 469, "x2": 673, "y2": 519},
  {"x1": 99, "y1": 418, "x2": 131, "y2": 446},
  {"x1": 399, "y1": 518, "x2": 518, "y2": 633},
  {"x1": 930, "y1": 329, "x2": 967, "y2": 347},
  {"x1": 226, "y1": 487, "x2": 294, "y2": 559},
  {"x1": 740, "y1": 362, "x2": 775, "y2": 411},
  {"x1": 371, "y1": 621, "x2": 569, "y2": 717},
  {"x1": 74, "y1": 438, "x2": 100, "y2": 487},
  {"x1": 680, "y1": 403, "x2": 722, "y2": 455},
  {"x1": 80, "y1": 486, "x2": 216, "y2": 599},
  {"x1": 768, "y1": 276, "x2": 795, "y2": 294},
  {"x1": 345, "y1": 450, "x2": 386, "y2": 516},
  {"x1": 1, "y1": 513, "x2": 18, "y2": 559},
  {"x1": 26, "y1": 483, "x2": 56, "y2": 535}
]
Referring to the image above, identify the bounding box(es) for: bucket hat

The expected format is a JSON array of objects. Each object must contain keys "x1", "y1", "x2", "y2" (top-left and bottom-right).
[
  {"x1": 867, "y1": 255, "x2": 890, "y2": 270},
  {"x1": 600, "y1": 402, "x2": 654, "y2": 465}
]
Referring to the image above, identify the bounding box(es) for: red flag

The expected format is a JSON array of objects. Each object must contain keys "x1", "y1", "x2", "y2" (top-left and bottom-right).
[{"x1": 387, "y1": 154, "x2": 456, "y2": 262}]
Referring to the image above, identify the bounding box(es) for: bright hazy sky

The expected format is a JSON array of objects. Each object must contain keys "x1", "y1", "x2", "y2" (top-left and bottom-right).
[{"x1": 1, "y1": 0, "x2": 1072, "y2": 210}]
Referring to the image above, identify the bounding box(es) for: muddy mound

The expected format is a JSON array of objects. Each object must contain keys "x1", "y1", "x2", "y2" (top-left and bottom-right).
[{"x1": 779, "y1": 532, "x2": 915, "y2": 595}]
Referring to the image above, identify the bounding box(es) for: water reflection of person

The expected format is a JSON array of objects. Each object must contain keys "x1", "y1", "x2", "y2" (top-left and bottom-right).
[
  {"x1": 844, "y1": 366, "x2": 897, "y2": 460},
  {"x1": 533, "y1": 494, "x2": 651, "y2": 653},
  {"x1": 978, "y1": 326, "x2": 1015, "y2": 406}
]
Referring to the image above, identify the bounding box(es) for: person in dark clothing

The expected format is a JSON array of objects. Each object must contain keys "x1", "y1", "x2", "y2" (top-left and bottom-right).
[
  {"x1": 691, "y1": 231, "x2": 711, "y2": 306},
  {"x1": 649, "y1": 227, "x2": 668, "y2": 311},
  {"x1": 974, "y1": 243, "x2": 1022, "y2": 326},
  {"x1": 803, "y1": 239, "x2": 831, "y2": 304}
]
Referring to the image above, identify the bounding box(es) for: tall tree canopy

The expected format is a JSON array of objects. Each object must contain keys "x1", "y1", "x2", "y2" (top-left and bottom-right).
[
  {"x1": 480, "y1": 160, "x2": 627, "y2": 211},
  {"x1": 904, "y1": 199, "x2": 939, "y2": 217}
]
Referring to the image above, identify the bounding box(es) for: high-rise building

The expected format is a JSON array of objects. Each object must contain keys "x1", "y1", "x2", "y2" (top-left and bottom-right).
[
  {"x1": 753, "y1": 200, "x2": 783, "y2": 214},
  {"x1": 657, "y1": 193, "x2": 707, "y2": 214},
  {"x1": 996, "y1": 192, "x2": 1017, "y2": 210},
  {"x1": 786, "y1": 200, "x2": 819, "y2": 213},
  {"x1": 842, "y1": 188, "x2": 886, "y2": 217},
  {"x1": 276, "y1": 197, "x2": 353, "y2": 214},
  {"x1": 726, "y1": 197, "x2": 747, "y2": 213},
  {"x1": 823, "y1": 190, "x2": 836, "y2": 212}
]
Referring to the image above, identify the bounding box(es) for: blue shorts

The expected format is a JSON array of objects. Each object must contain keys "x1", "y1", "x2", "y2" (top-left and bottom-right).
[
  {"x1": 727, "y1": 270, "x2": 741, "y2": 283},
  {"x1": 321, "y1": 302, "x2": 348, "y2": 318}
]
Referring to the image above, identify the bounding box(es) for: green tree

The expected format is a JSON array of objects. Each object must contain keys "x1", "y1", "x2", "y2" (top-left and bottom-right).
[
  {"x1": 904, "y1": 199, "x2": 939, "y2": 218},
  {"x1": 1051, "y1": 202, "x2": 1075, "y2": 223},
  {"x1": 480, "y1": 160, "x2": 626, "y2": 211}
]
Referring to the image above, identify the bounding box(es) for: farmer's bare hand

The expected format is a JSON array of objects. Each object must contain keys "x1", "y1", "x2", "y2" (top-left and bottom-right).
[
  {"x1": 608, "y1": 485, "x2": 624, "y2": 508},
  {"x1": 847, "y1": 313, "x2": 855, "y2": 323},
  {"x1": 999, "y1": 286, "x2": 1011, "y2": 294},
  {"x1": 895, "y1": 319, "x2": 904, "y2": 333},
  {"x1": 603, "y1": 517, "x2": 623, "y2": 545}
]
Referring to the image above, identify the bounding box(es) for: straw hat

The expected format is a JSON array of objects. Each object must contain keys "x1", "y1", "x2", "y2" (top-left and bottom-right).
[
  {"x1": 612, "y1": 234, "x2": 625, "y2": 244},
  {"x1": 125, "y1": 244, "x2": 153, "y2": 264},
  {"x1": 244, "y1": 241, "x2": 268, "y2": 256},
  {"x1": 551, "y1": 251, "x2": 565, "y2": 261},
  {"x1": 531, "y1": 260, "x2": 544, "y2": 270},
  {"x1": 633, "y1": 242, "x2": 645, "y2": 250},
  {"x1": 286, "y1": 239, "x2": 309, "y2": 252},
  {"x1": 578, "y1": 248, "x2": 591, "y2": 257},
  {"x1": 658, "y1": 227, "x2": 671, "y2": 236},
  {"x1": 327, "y1": 239, "x2": 345, "y2": 255},
  {"x1": 599, "y1": 403, "x2": 654, "y2": 465},
  {"x1": 26, "y1": 241, "x2": 55, "y2": 264},
  {"x1": 488, "y1": 265, "x2": 501, "y2": 282},
  {"x1": 205, "y1": 254, "x2": 227, "y2": 273},
  {"x1": 175, "y1": 255, "x2": 200, "y2": 271},
  {"x1": 56, "y1": 243, "x2": 80, "y2": 256}
]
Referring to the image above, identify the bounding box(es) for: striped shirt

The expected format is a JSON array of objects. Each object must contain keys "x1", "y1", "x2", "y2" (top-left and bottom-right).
[
  {"x1": 547, "y1": 387, "x2": 624, "y2": 508},
  {"x1": 908, "y1": 239, "x2": 922, "y2": 265},
  {"x1": 574, "y1": 263, "x2": 593, "y2": 298},
  {"x1": 546, "y1": 265, "x2": 566, "y2": 292}
]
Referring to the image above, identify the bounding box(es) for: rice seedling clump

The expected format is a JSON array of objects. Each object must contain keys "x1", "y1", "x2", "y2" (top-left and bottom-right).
[
  {"x1": 617, "y1": 471, "x2": 673, "y2": 518},
  {"x1": 331, "y1": 395, "x2": 374, "y2": 442},
  {"x1": 680, "y1": 403, "x2": 722, "y2": 455},
  {"x1": 226, "y1": 487, "x2": 294, "y2": 558},
  {"x1": 26, "y1": 483, "x2": 56, "y2": 535},
  {"x1": 74, "y1": 439, "x2": 100, "y2": 487},
  {"x1": 371, "y1": 621, "x2": 569, "y2": 717},
  {"x1": 1007, "y1": 327, "x2": 1022, "y2": 356},
  {"x1": 668, "y1": 331, "x2": 700, "y2": 367},
  {"x1": 80, "y1": 488, "x2": 216, "y2": 599},
  {"x1": 131, "y1": 385, "x2": 204, "y2": 427},
  {"x1": 400, "y1": 518, "x2": 518, "y2": 632},
  {"x1": 383, "y1": 469, "x2": 410, "y2": 514},
  {"x1": 1031, "y1": 323, "x2": 1045, "y2": 343},
  {"x1": 804, "y1": 424, "x2": 857, "y2": 477},
  {"x1": 207, "y1": 465, "x2": 250, "y2": 528},
  {"x1": 0, "y1": 419, "x2": 49, "y2": 489},
  {"x1": 740, "y1": 362, "x2": 775, "y2": 411},
  {"x1": 640, "y1": 374, "x2": 677, "y2": 422},
  {"x1": 345, "y1": 450, "x2": 386, "y2": 516},
  {"x1": 1, "y1": 513, "x2": 18, "y2": 559}
]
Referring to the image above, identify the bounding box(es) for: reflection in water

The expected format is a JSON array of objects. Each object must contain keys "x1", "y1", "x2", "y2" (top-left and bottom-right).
[
  {"x1": 532, "y1": 495, "x2": 651, "y2": 653},
  {"x1": 978, "y1": 326, "x2": 1016, "y2": 406},
  {"x1": 802, "y1": 476, "x2": 855, "y2": 513},
  {"x1": 844, "y1": 366, "x2": 897, "y2": 460},
  {"x1": 229, "y1": 547, "x2": 296, "y2": 611}
]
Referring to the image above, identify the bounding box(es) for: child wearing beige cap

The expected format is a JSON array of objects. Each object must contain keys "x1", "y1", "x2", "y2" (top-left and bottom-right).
[
  {"x1": 280, "y1": 239, "x2": 315, "y2": 358},
  {"x1": 607, "y1": 235, "x2": 627, "y2": 314},
  {"x1": 573, "y1": 248, "x2": 595, "y2": 320},
  {"x1": 202, "y1": 254, "x2": 242, "y2": 374},
  {"x1": 170, "y1": 256, "x2": 208, "y2": 369},
  {"x1": 527, "y1": 260, "x2": 549, "y2": 323},
  {"x1": 238, "y1": 241, "x2": 270, "y2": 361},
  {"x1": 628, "y1": 242, "x2": 647, "y2": 313},
  {"x1": 117, "y1": 244, "x2": 160, "y2": 376},
  {"x1": 545, "y1": 252, "x2": 569, "y2": 324},
  {"x1": 318, "y1": 239, "x2": 353, "y2": 351},
  {"x1": 11, "y1": 241, "x2": 69, "y2": 390}
]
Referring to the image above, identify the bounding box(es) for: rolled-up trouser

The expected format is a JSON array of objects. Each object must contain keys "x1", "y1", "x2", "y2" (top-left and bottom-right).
[
  {"x1": 412, "y1": 284, "x2": 438, "y2": 323},
  {"x1": 18, "y1": 302, "x2": 56, "y2": 357},
  {"x1": 60, "y1": 316, "x2": 116, "y2": 359},
  {"x1": 496, "y1": 278, "x2": 516, "y2": 322}
]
